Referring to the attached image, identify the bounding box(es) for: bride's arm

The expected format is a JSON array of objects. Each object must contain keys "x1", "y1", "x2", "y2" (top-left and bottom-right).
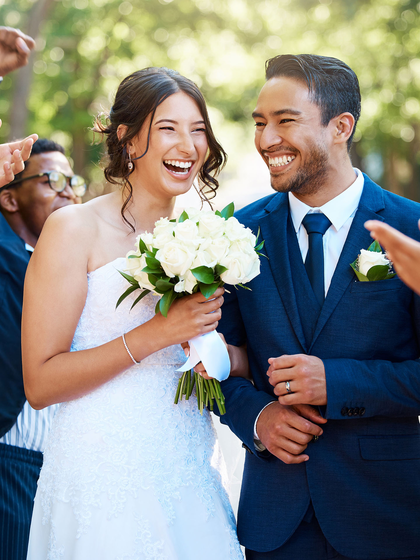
[{"x1": 22, "y1": 206, "x2": 224, "y2": 410}]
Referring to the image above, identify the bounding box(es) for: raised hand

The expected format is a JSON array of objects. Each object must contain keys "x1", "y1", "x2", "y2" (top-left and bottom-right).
[
  {"x1": 267, "y1": 353, "x2": 327, "y2": 406},
  {"x1": 0, "y1": 129, "x2": 38, "y2": 188},
  {"x1": 0, "y1": 27, "x2": 35, "y2": 76},
  {"x1": 365, "y1": 219, "x2": 420, "y2": 295},
  {"x1": 256, "y1": 402, "x2": 327, "y2": 464}
]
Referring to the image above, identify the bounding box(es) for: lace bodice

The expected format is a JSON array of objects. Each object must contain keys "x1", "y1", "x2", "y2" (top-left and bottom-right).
[{"x1": 29, "y1": 258, "x2": 242, "y2": 560}]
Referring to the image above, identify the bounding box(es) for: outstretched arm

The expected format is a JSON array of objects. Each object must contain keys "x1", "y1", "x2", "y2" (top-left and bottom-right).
[
  {"x1": 365, "y1": 219, "x2": 420, "y2": 295},
  {"x1": 0, "y1": 27, "x2": 35, "y2": 76},
  {"x1": 0, "y1": 129, "x2": 38, "y2": 188}
]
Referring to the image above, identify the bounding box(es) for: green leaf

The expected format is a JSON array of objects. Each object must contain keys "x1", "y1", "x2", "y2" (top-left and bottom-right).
[
  {"x1": 366, "y1": 264, "x2": 392, "y2": 281},
  {"x1": 159, "y1": 289, "x2": 176, "y2": 317},
  {"x1": 142, "y1": 266, "x2": 164, "y2": 275},
  {"x1": 215, "y1": 210, "x2": 222, "y2": 218},
  {"x1": 255, "y1": 240, "x2": 265, "y2": 251},
  {"x1": 191, "y1": 266, "x2": 215, "y2": 284},
  {"x1": 198, "y1": 281, "x2": 220, "y2": 299},
  {"x1": 367, "y1": 239, "x2": 383, "y2": 253},
  {"x1": 220, "y1": 202, "x2": 235, "y2": 220},
  {"x1": 155, "y1": 279, "x2": 174, "y2": 292},
  {"x1": 116, "y1": 284, "x2": 138, "y2": 308},
  {"x1": 178, "y1": 210, "x2": 189, "y2": 223},
  {"x1": 130, "y1": 289, "x2": 151, "y2": 310},
  {"x1": 139, "y1": 238, "x2": 148, "y2": 254},
  {"x1": 118, "y1": 270, "x2": 138, "y2": 286},
  {"x1": 214, "y1": 264, "x2": 228, "y2": 277},
  {"x1": 169, "y1": 218, "x2": 176, "y2": 223},
  {"x1": 127, "y1": 254, "x2": 140, "y2": 259},
  {"x1": 237, "y1": 283, "x2": 252, "y2": 290},
  {"x1": 155, "y1": 299, "x2": 160, "y2": 314},
  {"x1": 350, "y1": 262, "x2": 369, "y2": 282},
  {"x1": 145, "y1": 256, "x2": 161, "y2": 269}
]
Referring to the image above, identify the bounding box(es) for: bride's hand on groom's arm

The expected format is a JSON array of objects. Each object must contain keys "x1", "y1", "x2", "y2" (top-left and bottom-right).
[
  {"x1": 256, "y1": 402, "x2": 326, "y2": 464},
  {"x1": 267, "y1": 354, "x2": 327, "y2": 406}
]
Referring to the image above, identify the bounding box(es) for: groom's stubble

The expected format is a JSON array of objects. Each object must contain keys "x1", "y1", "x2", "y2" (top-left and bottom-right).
[{"x1": 269, "y1": 142, "x2": 330, "y2": 198}]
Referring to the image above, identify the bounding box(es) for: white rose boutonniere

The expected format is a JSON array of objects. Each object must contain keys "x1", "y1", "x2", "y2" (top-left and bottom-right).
[{"x1": 350, "y1": 240, "x2": 395, "y2": 281}]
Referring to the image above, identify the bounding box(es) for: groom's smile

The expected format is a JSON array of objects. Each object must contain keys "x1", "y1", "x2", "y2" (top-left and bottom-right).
[{"x1": 253, "y1": 76, "x2": 332, "y2": 198}]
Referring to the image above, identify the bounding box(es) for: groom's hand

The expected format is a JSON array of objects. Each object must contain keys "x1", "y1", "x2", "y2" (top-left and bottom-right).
[
  {"x1": 267, "y1": 354, "x2": 327, "y2": 406},
  {"x1": 256, "y1": 403, "x2": 326, "y2": 464}
]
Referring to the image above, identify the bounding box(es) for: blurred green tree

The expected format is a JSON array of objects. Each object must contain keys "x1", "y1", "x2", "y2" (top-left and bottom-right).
[{"x1": 1, "y1": 0, "x2": 420, "y2": 201}]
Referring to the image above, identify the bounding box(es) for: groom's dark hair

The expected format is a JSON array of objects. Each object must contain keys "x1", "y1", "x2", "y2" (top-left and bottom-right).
[{"x1": 265, "y1": 54, "x2": 361, "y2": 151}]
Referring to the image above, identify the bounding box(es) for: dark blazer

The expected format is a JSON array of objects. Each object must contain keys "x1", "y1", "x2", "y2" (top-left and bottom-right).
[
  {"x1": 0, "y1": 214, "x2": 30, "y2": 437},
  {"x1": 218, "y1": 175, "x2": 420, "y2": 558}
]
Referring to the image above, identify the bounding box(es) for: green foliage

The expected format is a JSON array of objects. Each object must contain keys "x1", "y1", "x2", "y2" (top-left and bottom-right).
[{"x1": 3, "y1": 0, "x2": 420, "y2": 199}]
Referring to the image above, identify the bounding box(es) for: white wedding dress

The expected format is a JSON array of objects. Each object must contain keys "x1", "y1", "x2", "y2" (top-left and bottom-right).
[{"x1": 27, "y1": 257, "x2": 243, "y2": 560}]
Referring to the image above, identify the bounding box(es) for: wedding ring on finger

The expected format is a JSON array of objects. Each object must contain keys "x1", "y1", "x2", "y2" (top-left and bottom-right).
[{"x1": 285, "y1": 380, "x2": 292, "y2": 394}]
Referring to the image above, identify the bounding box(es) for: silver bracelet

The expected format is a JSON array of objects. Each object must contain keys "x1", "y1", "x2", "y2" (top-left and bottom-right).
[{"x1": 122, "y1": 333, "x2": 139, "y2": 365}]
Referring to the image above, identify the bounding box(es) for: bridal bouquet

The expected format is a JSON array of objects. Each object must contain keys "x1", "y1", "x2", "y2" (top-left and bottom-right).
[{"x1": 117, "y1": 203, "x2": 264, "y2": 415}]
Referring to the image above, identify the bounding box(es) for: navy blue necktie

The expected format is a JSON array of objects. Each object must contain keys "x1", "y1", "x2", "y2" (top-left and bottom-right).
[{"x1": 302, "y1": 212, "x2": 331, "y2": 306}]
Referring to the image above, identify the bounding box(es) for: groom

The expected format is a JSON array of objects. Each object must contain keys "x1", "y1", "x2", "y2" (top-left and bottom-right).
[{"x1": 218, "y1": 54, "x2": 420, "y2": 559}]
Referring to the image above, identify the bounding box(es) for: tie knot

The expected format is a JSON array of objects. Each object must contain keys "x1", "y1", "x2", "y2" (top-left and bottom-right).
[{"x1": 302, "y1": 212, "x2": 331, "y2": 236}]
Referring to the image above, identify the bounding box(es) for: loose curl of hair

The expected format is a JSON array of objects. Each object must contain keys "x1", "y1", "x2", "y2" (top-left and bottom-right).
[{"x1": 92, "y1": 67, "x2": 227, "y2": 231}]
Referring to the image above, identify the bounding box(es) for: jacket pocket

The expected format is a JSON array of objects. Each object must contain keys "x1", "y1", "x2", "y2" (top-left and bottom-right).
[
  {"x1": 350, "y1": 277, "x2": 403, "y2": 293},
  {"x1": 359, "y1": 434, "x2": 420, "y2": 461}
]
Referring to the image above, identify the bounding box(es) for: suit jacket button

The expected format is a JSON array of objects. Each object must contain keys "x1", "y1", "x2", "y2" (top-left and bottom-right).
[
  {"x1": 348, "y1": 408, "x2": 354, "y2": 416},
  {"x1": 341, "y1": 407, "x2": 349, "y2": 416},
  {"x1": 359, "y1": 407, "x2": 366, "y2": 416},
  {"x1": 353, "y1": 407, "x2": 360, "y2": 416}
]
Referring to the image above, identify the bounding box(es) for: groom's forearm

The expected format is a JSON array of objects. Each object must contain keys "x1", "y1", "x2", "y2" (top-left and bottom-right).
[{"x1": 216, "y1": 376, "x2": 276, "y2": 453}]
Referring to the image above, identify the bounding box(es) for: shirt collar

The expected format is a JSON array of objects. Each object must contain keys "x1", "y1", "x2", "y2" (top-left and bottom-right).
[
  {"x1": 288, "y1": 169, "x2": 364, "y2": 233},
  {"x1": 25, "y1": 243, "x2": 34, "y2": 253}
]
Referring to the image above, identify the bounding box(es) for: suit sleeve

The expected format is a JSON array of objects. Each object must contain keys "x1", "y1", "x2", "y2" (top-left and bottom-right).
[
  {"x1": 0, "y1": 238, "x2": 28, "y2": 437},
  {"x1": 217, "y1": 286, "x2": 276, "y2": 454},
  {"x1": 324, "y1": 292, "x2": 420, "y2": 419}
]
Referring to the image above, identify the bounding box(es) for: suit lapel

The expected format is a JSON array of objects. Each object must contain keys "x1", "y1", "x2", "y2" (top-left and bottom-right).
[
  {"x1": 260, "y1": 194, "x2": 308, "y2": 352},
  {"x1": 309, "y1": 176, "x2": 386, "y2": 351}
]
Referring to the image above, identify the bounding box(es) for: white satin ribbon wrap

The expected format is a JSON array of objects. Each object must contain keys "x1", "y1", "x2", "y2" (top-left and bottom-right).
[{"x1": 177, "y1": 330, "x2": 230, "y2": 382}]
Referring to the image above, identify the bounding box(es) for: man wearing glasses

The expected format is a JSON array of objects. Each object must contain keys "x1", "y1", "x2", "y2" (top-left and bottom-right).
[{"x1": 0, "y1": 138, "x2": 86, "y2": 560}]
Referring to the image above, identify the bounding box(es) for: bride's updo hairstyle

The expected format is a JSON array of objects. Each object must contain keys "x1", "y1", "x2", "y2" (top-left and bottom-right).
[{"x1": 93, "y1": 67, "x2": 227, "y2": 230}]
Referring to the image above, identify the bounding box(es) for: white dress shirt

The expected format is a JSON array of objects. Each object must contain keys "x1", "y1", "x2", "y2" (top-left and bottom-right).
[
  {"x1": 288, "y1": 169, "x2": 364, "y2": 296},
  {"x1": 254, "y1": 169, "x2": 365, "y2": 444}
]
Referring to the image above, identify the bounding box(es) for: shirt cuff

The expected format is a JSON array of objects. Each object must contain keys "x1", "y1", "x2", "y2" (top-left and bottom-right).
[{"x1": 253, "y1": 401, "x2": 277, "y2": 451}]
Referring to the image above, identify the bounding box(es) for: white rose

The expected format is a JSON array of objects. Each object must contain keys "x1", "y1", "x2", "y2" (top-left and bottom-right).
[
  {"x1": 176, "y1": 270, "x2": 198, "y2": 294},
  {"x1": 224, "y1": 217, "x2": 255, "y2": 243},
  {"x1": 358, "y1": 249, "x2": 390, "y2": 276},
  {"x1": 127, "y1": 253, "x2": 156, "y2": 291},
  {"x1": 220, "y1": 250, "x2": 260, "y2": 285},
  {"x1": 198, "y1": 212, "x2": 226, "y2": 239},
  {"x1": 137, "y1": 232, "x2": 154, "y2": 251},
  {"x1": 191, "y1": 248, "x2": 217, "y2": 270},
  {"x1": 183, "y1": 207, "x2": 201, "y2": 220},
  {"x1": 174, "y1": 219, "x2": 201, "y2": 247},
  {"x1": 125, "y1": 251, "x2": 141, "y2": 273},
  {"x1": 201, "y1": 236, "x2": 231, "y2": 262},
  {"x1": 228, "y1": 237, "x2": 257, "y2": 256},
  {"x1": 152, "y1": 217, "x2": 176, "y2": 249},
  {"x1": 156, "y1": 242, "x2": 196, "y2": 278}
]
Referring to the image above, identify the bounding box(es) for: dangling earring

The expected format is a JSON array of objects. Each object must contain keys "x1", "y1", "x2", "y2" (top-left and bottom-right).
[{"x1": 127, "y1": 151, "x2": 134, "y2": 172}]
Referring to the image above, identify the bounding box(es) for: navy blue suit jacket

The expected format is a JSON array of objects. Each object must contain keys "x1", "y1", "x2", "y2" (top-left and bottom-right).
[
  {"x1": 218, "y1": 176, "x2": 420, "y2": 558},
  {"x1": 0, "y1": 214, "x2": 30, "y2": 437}
]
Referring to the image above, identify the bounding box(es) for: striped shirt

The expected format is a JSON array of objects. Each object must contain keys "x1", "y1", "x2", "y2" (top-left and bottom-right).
[{"x1": 0, "y1": 401, "x2": 59, "y2": 452}]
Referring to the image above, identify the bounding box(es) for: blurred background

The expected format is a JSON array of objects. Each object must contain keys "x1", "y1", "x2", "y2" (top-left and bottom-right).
[{"x1": 1, "y1": 0, "x2": 420, "y2": 208}]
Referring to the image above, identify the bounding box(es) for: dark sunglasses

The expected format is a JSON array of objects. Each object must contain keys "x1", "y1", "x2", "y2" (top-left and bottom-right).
[{"x1": 5, "y1": 171, "x2": 87, "y2": 197}]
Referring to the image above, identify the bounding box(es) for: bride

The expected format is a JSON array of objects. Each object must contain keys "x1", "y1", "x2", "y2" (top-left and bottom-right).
[{"x1": 23, "y1": 67, "x2": 244, "y2": 559}]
